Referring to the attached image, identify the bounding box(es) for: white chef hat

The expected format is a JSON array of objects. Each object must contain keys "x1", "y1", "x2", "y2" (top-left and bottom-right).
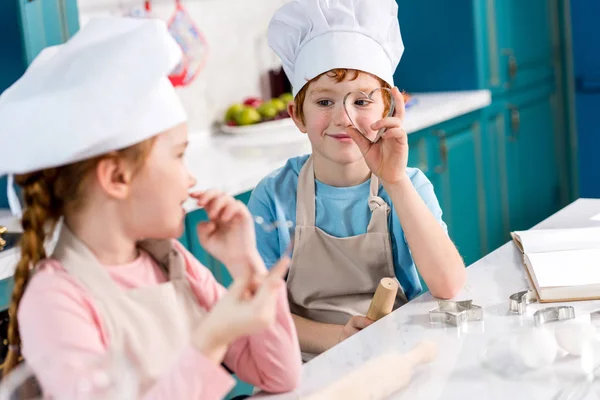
[
  {"x1": 268, "y1": 0, "x2": 404, "y2": 97},
  {"x1": 0, "y1": 17, "x2": 186, "y2": 216},
  {"x1": 0, "y1": 16, "x2": 185, "y2": 176}
]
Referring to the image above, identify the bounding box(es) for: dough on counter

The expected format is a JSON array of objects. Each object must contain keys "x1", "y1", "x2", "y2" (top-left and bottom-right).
[
  {"x1": 555, "y1": 321, "x2": 597, "y2": 357},
  {"x1": 511, "y1": 327, "x2": 558, "y2": 369}
]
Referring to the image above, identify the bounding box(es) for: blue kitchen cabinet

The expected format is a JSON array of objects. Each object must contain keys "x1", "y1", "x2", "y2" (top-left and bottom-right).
[
  {"x1": 494, "y1": 0, "x2": 557, "y2": 92},
  {"x1": 504, "y1": 84, "x2": 562, "y2": 232},
  {"x1": 407, "y1": 131, "x2": 431, "y2": 179},
  {"x1": 423, "y1": 113, "x2": 487, "y2": 266},
  {"x1": 1, "y1": 0, "x2": 79, "y2": 74},
  {"x1": 394, "y1": 0, "x2": 572, "y2": 259},
  {"x1": 394, "y1": 0, "x2": 559, "y2": 94},
  {"x1": 484, "y1": 83, "x2": 561, "y2": 239}
]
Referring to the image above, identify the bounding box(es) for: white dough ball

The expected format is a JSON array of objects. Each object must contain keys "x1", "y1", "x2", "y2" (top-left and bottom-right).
[
  {"x1": 555, "y1": 322, "x2": 597, "y2": 356},
  {"x1": 511, "y1": 328, "x2": 558, "y2": 369}
]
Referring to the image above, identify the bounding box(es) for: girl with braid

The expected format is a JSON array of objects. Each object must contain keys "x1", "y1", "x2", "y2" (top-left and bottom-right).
[{"x1": 0, "y1": 17, "x2": 301, "y2": 399}]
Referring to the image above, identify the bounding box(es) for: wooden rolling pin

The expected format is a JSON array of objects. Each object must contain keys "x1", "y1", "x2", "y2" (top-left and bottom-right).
[
  {"x1": 366, "y1": 277, "x2": 399, "y2": 321},
  {"x1": 303, "y1": 340, "x2": 438, "y2": 400}
]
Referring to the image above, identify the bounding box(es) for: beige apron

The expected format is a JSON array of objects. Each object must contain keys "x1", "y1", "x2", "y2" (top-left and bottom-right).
[
  {"x1": 51, "y1": 226, "x2": 206, "y2": 396},
  {"x1": 287, "y1": 156, "x2": 407, "y2": 360}
]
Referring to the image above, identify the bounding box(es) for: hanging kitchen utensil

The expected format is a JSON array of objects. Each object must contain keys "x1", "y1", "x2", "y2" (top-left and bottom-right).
[
  {"x1": 123, "y1": 0, "x2": 153, "y2": 19},
  {"x1": 167, "y1": 0, "x2": 209, "y2": 87}
]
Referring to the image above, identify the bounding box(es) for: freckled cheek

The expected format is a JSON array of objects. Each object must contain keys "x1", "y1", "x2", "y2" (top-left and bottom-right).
[{"x1": 305, "y1": 111, "x2": 332, "y2": 136}]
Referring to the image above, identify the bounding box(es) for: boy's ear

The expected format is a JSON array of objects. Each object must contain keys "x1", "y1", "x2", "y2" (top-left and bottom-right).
[{"x1": 288, "y1": 101, "x2": 307, "y2": 134}]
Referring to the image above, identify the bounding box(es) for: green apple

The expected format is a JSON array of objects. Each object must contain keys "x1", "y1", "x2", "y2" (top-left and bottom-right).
[
  {"x1": 257, "y1": 103, "x2": 278, "y2": 119},
  {"x1": 235, "y1": 107, "x2": 262, "y2": 126},
  {"x1": 224, "y1": 103, "x2": 245, "y2": 122},
  {"x1": 279, "y1": 92, "x2": 294, "y2": 105},
  {"x1": 270, "y1": 98, "x2": 287, "y2": 112}
]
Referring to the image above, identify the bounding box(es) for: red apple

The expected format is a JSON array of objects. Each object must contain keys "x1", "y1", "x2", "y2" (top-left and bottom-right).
[{"x1": 243, "y1": 97, "x2": 263, "y2": 108}]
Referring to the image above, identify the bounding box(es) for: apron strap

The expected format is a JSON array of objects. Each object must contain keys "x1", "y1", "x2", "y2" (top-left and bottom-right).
[
  {"x1": 52, "y1": 225, "x2": 123, "y2": 301},
  {"x1": 296, "y1": 156, "x2": 390, "y2": 232},
  {"x1": 367, "y1": 174, "x2": 390, "y2": 234},
  {"x1": 138, "y1": 239, "x2": 187, "y2": 281},
  {"x1": 54, "y1": 227, "x2": 188, "y2": 303},
  {"x1": 295, "y1": 156, "x2": 316, "y2": 226}
]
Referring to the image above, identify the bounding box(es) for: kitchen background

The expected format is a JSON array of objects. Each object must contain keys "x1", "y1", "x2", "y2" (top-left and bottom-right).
[
  {"x1": 0, "y1": 0, "x2": 599, "y2": 397},
  {"x1": 76, "y1": 0, "x2": 289, "y2": 133}
]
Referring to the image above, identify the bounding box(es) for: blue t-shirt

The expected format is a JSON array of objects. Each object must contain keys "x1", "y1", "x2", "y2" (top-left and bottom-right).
[{"x1": 247, "y1": 154, "x2": 447, "y2": 300}]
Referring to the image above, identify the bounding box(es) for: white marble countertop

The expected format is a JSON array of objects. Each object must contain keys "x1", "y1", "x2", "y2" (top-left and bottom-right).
[
  {"x1": 182, "y1": 90, "x2": 491, "y2": 212},
  {"x1": 253, "y1": 198, "x2": 600, "y2": 400}
]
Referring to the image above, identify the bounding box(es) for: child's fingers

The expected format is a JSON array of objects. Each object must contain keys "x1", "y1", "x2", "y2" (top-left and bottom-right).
[
  {"x1": 194, "y1": 189, "x2": 223, "y2": 208},
  {"x1": 381, "y1": 127, "x2": 408, "y2": 141},
  {"x1": 349, "y1": 316, "x2": 374, "y2": 330},
  {"x1": 197, "y1": 221, "x2": 217, "y2": 242},
  {"x1": 227, "y1": 273, "x2": 252, "y2": 299},
  {"x1": 252, "y1": 277, "x2": 281, "y2": 315},
  {"x1": 204, "y1": 195, "x2": 232, "y2": 220},
  {"x1": 346, "y1": 127, "x2": 373, "y2": 154},
  {"x1": 189, "y1": 190, "x2": 207, "y2": 199},
  {"x1": 370, "y1": 117, "x2": 403, "y2": 132},
  {"x1": 392, "y1": 87, "x2": 406, "y2": 122},
  {"x1": 221, "y1": 200, "x2": 248, "y2": 223},
  {"x1": 267, "y1": 256, "x2": 290, "y2": 282}
]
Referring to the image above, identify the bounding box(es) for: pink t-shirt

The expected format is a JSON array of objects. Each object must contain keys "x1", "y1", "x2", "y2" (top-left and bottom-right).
[{"x1": 17, "y1": 241, "x2": 301, "y2": 399}]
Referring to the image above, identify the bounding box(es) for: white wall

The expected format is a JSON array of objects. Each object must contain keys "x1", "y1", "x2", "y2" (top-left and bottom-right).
[{"x1": 77, "y1": 0, "x2": 288, "y2": 133}]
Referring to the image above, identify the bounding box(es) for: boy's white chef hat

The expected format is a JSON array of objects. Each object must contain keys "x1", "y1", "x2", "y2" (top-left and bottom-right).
[
  {"x1": 0, "y1": 16, "x2": 186, "y2": 178},
  {"x1": 268, "y1": 0, "x2": 404, "y2": 97},
  {"x1": 0, "y1": 17, "x2": 186, "y2": 216}
]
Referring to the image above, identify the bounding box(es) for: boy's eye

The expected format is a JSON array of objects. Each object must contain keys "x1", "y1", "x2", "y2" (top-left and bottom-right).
[
  {"x1": 177, "y1": 152, "x2": 185, "y2": 159},
  {"x1": 317, "y1": 99, "x2": 333, "y2": 107},
  {"x1": 354, "y1": 98, "x2": 374, "y2": 107}
]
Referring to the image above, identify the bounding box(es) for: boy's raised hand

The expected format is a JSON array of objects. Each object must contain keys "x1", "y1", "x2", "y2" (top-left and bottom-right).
[{"x1": 347, "y1": 87, "x2": 409, "y2": 186}]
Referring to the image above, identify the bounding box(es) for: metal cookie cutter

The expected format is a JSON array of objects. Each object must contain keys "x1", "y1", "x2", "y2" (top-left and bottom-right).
[
  {"x1": 534, "y1": 306, "x2": 575, "y2": 326},
  {"x1": 509, "y1": 290, "x2": 537, "y2": 314},
  {"x1": 429, "y1": 300, "x2": 483, "y2": 326}
]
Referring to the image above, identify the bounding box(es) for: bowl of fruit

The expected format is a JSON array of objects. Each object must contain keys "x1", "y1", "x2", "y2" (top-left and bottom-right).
[{"x1": 221, "y1": 93, "x2": 295, "y2": 135}]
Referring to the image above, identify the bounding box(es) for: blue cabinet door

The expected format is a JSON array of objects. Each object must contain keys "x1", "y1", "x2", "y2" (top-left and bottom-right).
[
  {"x1": 494, "y1": 84, "x2": 561, "y2": 232},
  {"x1": 571, "y1": 0, "x2": 600, "y2": 197},
  {"x1": 18, "y1": 0, "x2": 78, "y2": 63},
  {"x1": 407, "y1": 132, "x2": 432, "y2": 179},
  {"x1": 495, "y1": 0, "x2": 558, "y2": 92},
  {"x1": 483, "y1": 104, "x2": 513, "y2": 250},
  {"x1": 427, "y1": 114, "x2": 486, "y2": 266},
  {"x1": 395, "y1": 0, "x2": 561, "y2": 95}
]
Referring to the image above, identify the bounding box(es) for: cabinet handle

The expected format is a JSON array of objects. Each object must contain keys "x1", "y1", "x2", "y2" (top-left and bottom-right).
[
  {"x1": 433, "y1": 130, "x2": 448, "y2": 174},
  {"x1": 502, "y1": 49, "x2": 518, "y2": 83},
  {"x1": 576, "y1": 76, "x2": 600, "y2": 93},
  {"x1": 508, "y1": 55, "x2": 518, "y2": 79},
  {"x1": 508, "y1": 105, "x2": 520, "y2": 142}
]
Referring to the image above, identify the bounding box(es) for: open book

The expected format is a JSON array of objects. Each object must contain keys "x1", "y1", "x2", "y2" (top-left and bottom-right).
[{"x1": 511, "y1": 227, "x2": 600, "y2": 302}]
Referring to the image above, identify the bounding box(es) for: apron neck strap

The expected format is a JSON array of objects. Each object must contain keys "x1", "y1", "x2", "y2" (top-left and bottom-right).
[
  {"x1": 52, "y1": 227, "x2": 187, "y2": 302},
  {"x1": 296, "y1": 156, "x2": 317, "y2": 226},
  {"x1": 52, "y1": 225, "x2": 122, "y2": 301},
  {"x1": 296, "y1": 156, "x2": 388, "y2": 228}
]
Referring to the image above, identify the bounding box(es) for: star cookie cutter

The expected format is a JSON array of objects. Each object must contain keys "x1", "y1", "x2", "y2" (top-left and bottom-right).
[{"x1": 429, "y1": 300, "x2": 483, "y2": 326}]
